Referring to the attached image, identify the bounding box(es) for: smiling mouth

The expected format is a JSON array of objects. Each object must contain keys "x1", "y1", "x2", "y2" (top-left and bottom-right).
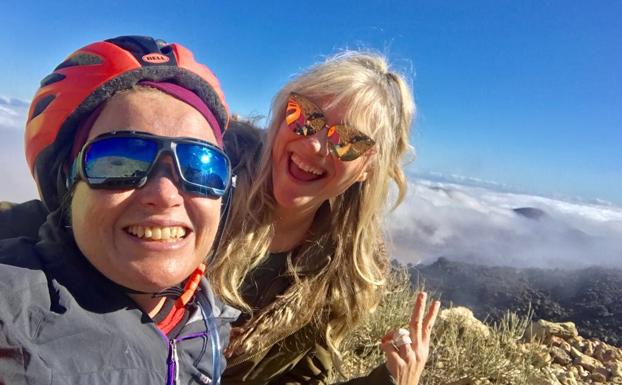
[
  {"x1": 125, "y1": 225, "x2": 189, "y2": 242},
  {"x1": 288, "y1": 153, "x2": 326, "y2": 182}
]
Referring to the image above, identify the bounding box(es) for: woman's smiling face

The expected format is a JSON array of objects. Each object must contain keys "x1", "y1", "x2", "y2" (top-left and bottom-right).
[
  {"x1": 71, "y1": 89, "x2": 221, "y2": 293},
  {"x1": 271, "y1": 95, "x2": 374, "y2": 212}
]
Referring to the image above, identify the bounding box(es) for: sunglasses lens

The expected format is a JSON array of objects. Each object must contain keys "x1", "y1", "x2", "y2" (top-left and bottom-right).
[
  {"x1": 286, "y1": 95, "x2": 327, "y2": 136},
  {"x1": 286, "y1": 98, "x2": 307, "y2": 135},
  {"x1": 328, "y1": 126, "x2": 375, "y2": 161},
  {"x1": 176, "y1": 143, "x2": 230, "y2": 196},
  {"x1": 84, "y1": 137, "x2": 158, "y2": 182}
]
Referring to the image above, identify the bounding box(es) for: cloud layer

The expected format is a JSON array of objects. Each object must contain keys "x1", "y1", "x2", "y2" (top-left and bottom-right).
[
  {"x1": 386, "y1": 177, "x2": 622, "y2": 269},
  {"x1": 0, "y1": 96, "x2": 29, "y2": 131},
  {"x1": 0, "y1": 96, "x2": 38, "y2": 202}
]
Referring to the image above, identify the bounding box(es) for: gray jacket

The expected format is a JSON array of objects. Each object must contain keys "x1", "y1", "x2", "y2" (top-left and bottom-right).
[{"x1": 0, "y1": 210, "x2": 239, "y2": 385}]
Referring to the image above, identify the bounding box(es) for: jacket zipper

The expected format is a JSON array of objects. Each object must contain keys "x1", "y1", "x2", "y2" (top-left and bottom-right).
[
  {"x1": 166, "y1": 332, "x2": 214, "y2": 384},
  {"x1": 167, "y1": 339, "x2": 177, "y2": 385}
]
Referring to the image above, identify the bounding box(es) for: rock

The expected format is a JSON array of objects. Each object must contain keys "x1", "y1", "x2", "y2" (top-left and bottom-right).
[
  {"x1": 556, "y1": 370, "x2": 579, "y2": 385},
  {"x1": 591, "y1": 367, "x2": 609, "y2": 382},
  {"x1": 609, "y1": 362, "x2": 622, "y2": 378},
  {"x1": 550, "y1": 336, "x2": 565, "y2": 346},
  {"x1": 539, "y1": 367, "x2": 564, "y2": 385},
  {"x1": 551, "y1": 347, "x2": 573, "y2": 365},
  {"x1": 527, "y1": 320, "x2": 579, "y2": 342},
  {"x1": 533, "y1": 351, "x2": 553, "y2": 368},
  {"x1": 573, "y1": 350, "x2": 605, "y2": 372},
  {"x1": 439, "y1": 307, "x2": 491, "y2": 338},
  {"x1": 568, "y1": 336, "x2": 583, "y2": 350},
  {"x1": 513, "y1": 207, "x2": 547, "y2": 219},
  {"x1": 569, "y1": 346, "x2": 582, "y2": 359},
  {"x1": 574, "y1": 364, "x2": 589, "y2": 379}
]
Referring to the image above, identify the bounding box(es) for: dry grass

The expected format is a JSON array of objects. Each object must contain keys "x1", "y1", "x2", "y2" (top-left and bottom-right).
[{"x1": 332, "y1": 265, "x2": 549, "y2": 385}]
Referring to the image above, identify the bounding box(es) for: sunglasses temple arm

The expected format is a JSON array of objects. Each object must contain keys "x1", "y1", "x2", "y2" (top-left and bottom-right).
[{"x1": 205, "y1": 174, "x2": 236, "y2": 264}]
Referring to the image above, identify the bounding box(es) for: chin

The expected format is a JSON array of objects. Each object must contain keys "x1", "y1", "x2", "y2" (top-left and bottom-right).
[
  {"x1": 273, "y1": 188, "x2": 304, "y2": 210},
  {"x1": 125, "y1": 262, "x2": 193, "y2": 292},
  {"x1": 132, "y1": 275, "x2": 182, "y2": 293}
]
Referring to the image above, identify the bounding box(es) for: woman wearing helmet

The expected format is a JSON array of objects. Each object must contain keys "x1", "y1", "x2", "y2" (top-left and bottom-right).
[
  {"x1": 210, "y1": 53, "x2": 440, "y2": 385},
  {"x1": 0, "y1": 36, "x2": 239, "y2": 385}
]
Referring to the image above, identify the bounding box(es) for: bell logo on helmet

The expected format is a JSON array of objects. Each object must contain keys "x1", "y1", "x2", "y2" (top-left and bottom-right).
[{"x1": 142, "y1": 53, "x2": 170, "y2": 64}]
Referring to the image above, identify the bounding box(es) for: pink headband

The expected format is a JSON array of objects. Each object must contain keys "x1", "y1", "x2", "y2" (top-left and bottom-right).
[{"x1": 69, "y1": 81, "x2": 224, "y2": 162}]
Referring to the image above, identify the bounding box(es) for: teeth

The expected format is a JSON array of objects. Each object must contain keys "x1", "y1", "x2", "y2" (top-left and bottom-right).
[
  {"x1": 291, "y1": 154, "x2": 324, "y2": 176},
  {"x1": 126, "y1": 225, "x2": 187, "y2": 241}
]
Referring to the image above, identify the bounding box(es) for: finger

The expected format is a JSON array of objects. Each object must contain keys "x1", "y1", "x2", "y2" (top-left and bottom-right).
[
  {"x1": 398, "y1": 338, "x2": 416, "y2": 362},
  {"x1": 381, "y1": 329, "x2": 397, "y2": 344},
  {"x1": 410, "y1": 291, "x2": 427, "y2": 346},
  {"x1": 422, "y1": 300, "x2": 441, "y2": 343},
  {"x1": 380, "y1": 339, "x2": 403, "y2": 378}
]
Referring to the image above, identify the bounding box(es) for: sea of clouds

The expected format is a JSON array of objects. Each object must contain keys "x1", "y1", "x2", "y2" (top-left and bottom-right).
[
  {"x1": 0, "y1": 96, "x2": 38, "y2": 201},
  {"x1": 387, "y1": 174, "x2": 622, "y2": 269}
]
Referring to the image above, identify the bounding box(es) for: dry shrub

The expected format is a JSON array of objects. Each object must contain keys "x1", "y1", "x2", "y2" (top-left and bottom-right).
[{"x1": 333, "y1": 265, "x2": 548, "y2": 385}]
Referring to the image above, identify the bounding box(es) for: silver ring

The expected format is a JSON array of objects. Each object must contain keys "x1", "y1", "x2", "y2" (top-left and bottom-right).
[
  {"x1": 392, "y1": 328, "x2": 412, "y2": 347},
  {"x1": 393, "y1": 335, "x2": 413, "y2": 347}
]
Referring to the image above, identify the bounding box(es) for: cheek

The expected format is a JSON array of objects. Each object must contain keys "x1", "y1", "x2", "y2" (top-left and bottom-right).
[
  {"x1": 333, "y1": 159, "x2": 367, "y2": 186},
  {"x1": 70, "y1": 184, "x2": 127, "y2": 246},
  {"x1": 272, "y1": 122, "x2": 293, "y2": 162},
  {"x1": 189, "y1": 198, "x2": 221, "y2": 250}
]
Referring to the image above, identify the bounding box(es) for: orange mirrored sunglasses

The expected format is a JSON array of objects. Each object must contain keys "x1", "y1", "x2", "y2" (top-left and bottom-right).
[{"x1": 285, "y1": 93, "x2": 375, "y2": 161}]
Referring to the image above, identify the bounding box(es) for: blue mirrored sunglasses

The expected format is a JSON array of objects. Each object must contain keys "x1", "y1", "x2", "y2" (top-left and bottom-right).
[{"x1": 68, "y1": 131, "x2": 232, "y2": 198}]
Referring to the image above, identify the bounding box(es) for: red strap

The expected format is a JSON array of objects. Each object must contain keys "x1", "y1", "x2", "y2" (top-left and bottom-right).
[{"x1": 156, "y1": 264, "x2": 206, "y2": 334}]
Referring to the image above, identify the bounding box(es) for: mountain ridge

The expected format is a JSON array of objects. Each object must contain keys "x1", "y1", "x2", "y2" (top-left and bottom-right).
[{"x1": 409, "y1": 257, "x2": 622, "y2": 347}]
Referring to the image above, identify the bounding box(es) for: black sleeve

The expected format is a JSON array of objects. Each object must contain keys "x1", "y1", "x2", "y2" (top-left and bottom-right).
[
  {"x1": 269, "y1": 340, "x2": 395, "y2": 385},
  {"x1": 0, "y1": 200, "x2": 48, "y2": 240}
]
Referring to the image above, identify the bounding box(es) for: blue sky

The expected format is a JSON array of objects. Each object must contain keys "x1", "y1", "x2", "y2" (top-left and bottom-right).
[{"x1": 1, "y1": 0, "x2": 621, "y2": 205}]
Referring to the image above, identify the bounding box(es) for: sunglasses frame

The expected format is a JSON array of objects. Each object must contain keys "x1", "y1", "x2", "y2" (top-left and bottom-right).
[
  {"x1": 68, "y1": 130, "x2": 232, "y2": 198},
  {"x1": 286, "y1": 92, "x2": 376, "y2": 161}
]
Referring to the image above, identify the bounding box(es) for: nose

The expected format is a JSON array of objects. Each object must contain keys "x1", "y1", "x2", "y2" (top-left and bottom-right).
[
  {"x1": 137, "y1": 153, "x2": 184, "y2": 208},
  {"x1": 306, "y1": 127, "x2": 331, "y2": 158}
]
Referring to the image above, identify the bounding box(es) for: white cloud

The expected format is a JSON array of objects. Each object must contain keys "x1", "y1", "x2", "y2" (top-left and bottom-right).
[
  {"x1": 386, "y1": 177, "x2": 622, "y2": 269},
  {"x1": 0, "y1": 96, "x2": 29, "y2": 131},
  {"x1": 0, "y1": 96, "x2": 38, "y2": 202}
]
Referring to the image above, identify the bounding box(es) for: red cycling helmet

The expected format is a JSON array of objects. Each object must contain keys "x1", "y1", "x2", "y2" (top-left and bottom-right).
[{"x1": 25, "y1": 35, "x2": 230, "y2": 211}]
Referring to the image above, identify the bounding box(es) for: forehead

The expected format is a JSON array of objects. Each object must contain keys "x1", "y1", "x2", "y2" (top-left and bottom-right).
[
  {"x1": 312, "y1": 95, "x2": 374, "y2": 137},
  {"x1": 89, "y1": 90, "x2": 217, "y2": 144}
]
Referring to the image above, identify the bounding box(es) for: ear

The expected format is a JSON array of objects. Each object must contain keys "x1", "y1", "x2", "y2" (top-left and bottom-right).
[
  {"x1": 356, "y1": 170, "x2": 369, "y2": 183},
  {"x1": 355, "y1": 149, "x2": 377, "y2": 183}
]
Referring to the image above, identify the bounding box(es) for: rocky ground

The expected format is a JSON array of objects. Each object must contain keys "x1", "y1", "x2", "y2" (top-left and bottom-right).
[
  {"x1": 440, "y1": 307, "x2": 622, "y2": 384},
  {"x1": 409, "y1": 258, "x2": 622, "y2": 347}
]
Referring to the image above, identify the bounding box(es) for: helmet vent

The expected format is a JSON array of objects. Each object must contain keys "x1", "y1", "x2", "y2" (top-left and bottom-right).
[
  {"x1": 54, "y1": 53, "x2": 103, "y2": 71},
  {"x1": 40, "y1": 73, "x2": 66, "y2": 87},
  {"x1": 106, "y1": 35, "x2": 177, "y2": 67},
  {"x1": 30, "y1": 94, "x2": 56, "y2": 122}
]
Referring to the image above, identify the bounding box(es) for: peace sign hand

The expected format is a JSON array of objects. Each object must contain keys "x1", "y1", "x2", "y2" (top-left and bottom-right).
[{"x1": 380, "y1": 292, "x2": 441, "y2": 385}]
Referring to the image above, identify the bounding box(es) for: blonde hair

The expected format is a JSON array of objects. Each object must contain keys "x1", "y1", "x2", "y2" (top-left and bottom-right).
[{"x1": 209, "y1": 51, "x2": 415, "y2": 362}]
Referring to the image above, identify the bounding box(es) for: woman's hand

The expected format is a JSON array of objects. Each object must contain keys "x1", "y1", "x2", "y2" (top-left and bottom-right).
[{"x1": 380, "y1": 291, "x2": 441, "y2": 385}]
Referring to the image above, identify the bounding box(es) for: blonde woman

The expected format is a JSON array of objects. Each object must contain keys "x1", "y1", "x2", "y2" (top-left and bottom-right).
[{"x1": 212, "y1": 52, "x2": 440, "y2": 385}]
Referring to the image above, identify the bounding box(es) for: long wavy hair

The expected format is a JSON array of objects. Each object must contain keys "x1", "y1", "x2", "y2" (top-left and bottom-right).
[{"x1": 209, "y1": 51, "x2": 415, "y2": 362}]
